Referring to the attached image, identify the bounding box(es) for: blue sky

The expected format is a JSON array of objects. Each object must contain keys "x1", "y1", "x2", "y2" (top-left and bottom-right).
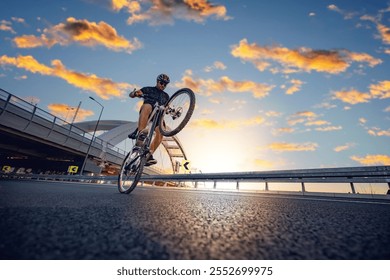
[{"x1": 1, "y1": 0, "x2": 389, "y2": 173}]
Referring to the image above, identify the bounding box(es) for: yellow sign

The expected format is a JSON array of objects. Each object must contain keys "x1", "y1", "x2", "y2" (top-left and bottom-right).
[
  {"x1": 68, "y1": 165, "x2": 78, "y2": 173},
  {"x1": 181, "y1": 160, "x2": 191, "y2": 173},
  {"x1": 2, "y1": 166, "x2": 12, "y2": 173}
]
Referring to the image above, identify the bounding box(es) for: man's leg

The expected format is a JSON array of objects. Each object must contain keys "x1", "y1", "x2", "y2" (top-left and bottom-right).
[
  {"x1": 135, "y1": 103, "x2": 152, "y2": 146},
  {"x1": 145, "y1": 127, "x2": 162, "y2": 166},
  {"x1": 150, "y1": 127, "x2": 163, "y2": 154},
  {"x1": 138, "y1": 103, "x2": 152, "y2": 130}
]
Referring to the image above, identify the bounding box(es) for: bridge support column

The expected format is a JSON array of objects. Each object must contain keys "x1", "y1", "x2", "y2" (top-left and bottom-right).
[{"x1": 265, "y1": 181, "x2": 269, "y2": 191}]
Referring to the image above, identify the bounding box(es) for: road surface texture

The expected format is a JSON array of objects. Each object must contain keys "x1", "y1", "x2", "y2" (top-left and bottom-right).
[{"x1": 0, "y1": 180, "x2": 389, "y2": 259}]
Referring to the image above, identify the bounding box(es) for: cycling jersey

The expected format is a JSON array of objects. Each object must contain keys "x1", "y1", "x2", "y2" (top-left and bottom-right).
[{"x1": 141, "y1": 86, "x2": 169, "y2": 106}]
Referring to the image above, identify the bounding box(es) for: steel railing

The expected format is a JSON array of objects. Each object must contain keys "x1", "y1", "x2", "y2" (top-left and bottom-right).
[
  {"x1": 0, "y1": 88, "x2": 127, "y2": 158},
  {"x1": 2, "y1": 165, "x2": 389, "y2": 196}
]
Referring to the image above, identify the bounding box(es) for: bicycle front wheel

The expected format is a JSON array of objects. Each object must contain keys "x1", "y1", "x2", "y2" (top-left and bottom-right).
[
  {"x1": 118, "y1": 148, "x2": 146, "y2": 194},
  {"x1": 159, "y1": 88, "x2": 196, "y2": 137}
]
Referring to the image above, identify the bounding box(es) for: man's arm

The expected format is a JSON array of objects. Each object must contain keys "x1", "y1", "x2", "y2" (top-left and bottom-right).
[{"x1": 129, "y1": 89, "x2": 143, "y2": 98}]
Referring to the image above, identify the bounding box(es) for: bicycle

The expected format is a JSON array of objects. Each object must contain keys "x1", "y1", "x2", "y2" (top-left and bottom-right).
[{"x1": 118, "y1": 88, "x2": 196, "y2": 194}]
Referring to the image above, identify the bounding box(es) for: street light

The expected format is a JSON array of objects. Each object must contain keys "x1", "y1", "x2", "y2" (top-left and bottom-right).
[
  {"x1": 71, "y1": 101, "x2": 82, "y2": 124},
  {"x1": 80, "y1": 96, "x2": 104, "y2": 175}
]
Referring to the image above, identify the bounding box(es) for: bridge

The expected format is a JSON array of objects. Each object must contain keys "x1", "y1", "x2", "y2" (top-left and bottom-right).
[
  {"x1": 0, "y1": 88, "x2": 186, "y2": 175},
  {"x1": 1, "y1": 88, "x2": 390, "y2": 261}
]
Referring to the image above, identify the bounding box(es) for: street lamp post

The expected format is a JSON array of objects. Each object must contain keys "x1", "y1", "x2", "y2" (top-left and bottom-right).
[
  {"x1": 80, "y1": 96, "x2": 104, "y2": 175},
  {"x1": 71, "y1": 101, "x2": 82, "y2": 124}
]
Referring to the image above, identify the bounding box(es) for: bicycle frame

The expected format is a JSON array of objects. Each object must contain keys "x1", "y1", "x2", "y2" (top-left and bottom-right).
[
  {"x1": 141, "y1": 101, "x2": 165, "y2": 151},
  {"x1": 126, "y1": 101, "x2": 164, "y2": 169}
]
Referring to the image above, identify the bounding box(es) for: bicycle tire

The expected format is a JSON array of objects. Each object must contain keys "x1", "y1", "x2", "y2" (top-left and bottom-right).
[
  {"x1": 159, "y1": 88, "x2": 196, "y2": 137},
  {"x1": 118, "y1": 149, "x2": 146, "y2": 194}
]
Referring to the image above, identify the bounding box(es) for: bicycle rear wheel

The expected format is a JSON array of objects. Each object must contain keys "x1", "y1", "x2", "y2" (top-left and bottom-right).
[
  {"x1": 159, "y1": 88, "x2": 195, "y2": 137},
  {"x1": 118, "y1": 148, "x2": 146, "y2": 194}
]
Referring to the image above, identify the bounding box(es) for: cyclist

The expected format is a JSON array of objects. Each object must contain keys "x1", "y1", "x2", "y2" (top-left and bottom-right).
[{"x1": 128, "y1": 74, "x2": 170, "y2": 166}]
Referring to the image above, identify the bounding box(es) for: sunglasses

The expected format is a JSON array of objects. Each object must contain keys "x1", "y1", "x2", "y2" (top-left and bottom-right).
[{"x1": 159, "y1": 81, "x2": 168, "y2": 87}]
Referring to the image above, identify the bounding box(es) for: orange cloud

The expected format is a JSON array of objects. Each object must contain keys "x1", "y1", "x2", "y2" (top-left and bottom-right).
[
  {"x1": 204, "y1": 61, "x2": 227, "y2": 72},
  {"x1": 109, "y1": 0, "x2": 231, "y2": 25},
  {"x1": 0, "y1": 55, "x2": 133, "y2": 99},
  {"x1": 285, "y1": 79, "x2": 304, "y2": 95},
  {"x1": 231, "y1": 39, "x2": 381, "y2": 74},
  {"x1": 285, "y1": 110, "x2": 342, "y2": 132},
  {"x1": 267, "y1": 142, "x2": 318, "y2": 152},
  {"x1": 315, "y1": 126, "x2": 342, "y2": 131},
  {"x1": 175, "y1": 72, "x2": 274, "y2": 99},
  {"x1": 305, "y1": 120, "x2": 330, "y2": 126},
  {"x1": 334, "y1": 143, "x2": 355, "y2": 152},
  {"x1": 111, "y1": 0, "x2": 141, "y2": 13},
  {"x1": 47, "y1": 103, "x2": 94, "y2": 122},
  {"x1": 369, "y1": 80, "x2": 390, "y2": 99},
  {"x1": 0, "y1": 20, "x2": 15, "y2": 34},
  {"x1": 367, "y1": 127, "x2": 390, "y2": 137},
  {"x1": 332, "y1": 89, "x2": 371, "y2": 104},
  {"x1": 189, "y1": 116, "x2": 265, "y2": 129},
  {"x1": 361, "y1": 14, "x2": 390, "y2": 48},
  {"x1": 291, "y1": 111, "x2": 317, "y2": 118},
  {"x1": 351, "y1": 154, "x2": 390, "y2": 165},
  {"x1": 13, "y1": 17, "x2": 142, "y2": 53},
  {"x1": 333, "y1": 80, "x2": 390, "y2": 104},
  {"x1": 0, "y1": 55, "x2": 52, "y2": 74},
  {"x1": 376, "y1": 23, "x2": 390, "y2": 45},
  {"x1": 287, "y1": 111, "x2": 317, "y2": 126},
  {"x1": 272, "y1": 127, "x2": 295, "y2": 135}
]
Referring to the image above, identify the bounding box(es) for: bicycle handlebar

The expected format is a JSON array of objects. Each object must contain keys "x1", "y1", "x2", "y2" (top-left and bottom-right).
[
  {"x1": 129, "y1": 88, "x2": 166, "y2": 108},
  {"x1": 129, "y1": 88, "x2": 145, "y2": 98}
]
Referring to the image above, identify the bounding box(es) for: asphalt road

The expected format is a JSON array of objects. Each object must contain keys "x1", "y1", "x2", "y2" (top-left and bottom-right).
[{"x1": 0, "y1": 180, "x2": 389, "y2": 260}]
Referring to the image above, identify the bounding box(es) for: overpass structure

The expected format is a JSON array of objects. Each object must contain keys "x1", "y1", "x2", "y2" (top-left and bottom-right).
[{"x1": 0, "y1": 88, "x2": 187, "y2": 175}]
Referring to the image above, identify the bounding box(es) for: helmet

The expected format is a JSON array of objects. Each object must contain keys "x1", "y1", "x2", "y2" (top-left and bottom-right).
[{"x1": 157, "y1": 73, "x2": 170, "y2": 84}]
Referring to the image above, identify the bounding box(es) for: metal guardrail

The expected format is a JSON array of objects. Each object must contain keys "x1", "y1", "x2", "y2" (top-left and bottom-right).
[{"x1": 2, "y1": 165, "x2": 390, "y2": 195}]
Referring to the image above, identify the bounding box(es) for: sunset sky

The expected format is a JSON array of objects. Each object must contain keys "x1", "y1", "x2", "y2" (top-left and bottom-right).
[{"x1": 1, "y1": 0, "x2": 389, "y2": 173}]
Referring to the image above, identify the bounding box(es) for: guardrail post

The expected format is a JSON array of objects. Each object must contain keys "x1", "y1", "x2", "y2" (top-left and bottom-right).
[
  {"x1": 213, "y1": 181, "x2": 217, "y2": 189},
  {"x1": 236, "y1": 181, "x2": 239, "y2": 190},
  {"x1": 350, "y1": 181, "x2": 356, "y2": 194},
  {"x1": 195, "y1": 181, "x2": 198, "y2": 188},
  {"x1": 0, "y1": 92, "x2": 11, "y2": 117},
  {"x1": 23, "y1": 105, "x2": 37, "y2": 130},
  {"x1": 265, "y1": 181, "x2": 269, "y2": 191},
  {"x1": 301, "y1": 181, "x2": 305, "y2": 193},
  {"x1": 387, "y1": 182, "x2": 390, "y2": 195}
]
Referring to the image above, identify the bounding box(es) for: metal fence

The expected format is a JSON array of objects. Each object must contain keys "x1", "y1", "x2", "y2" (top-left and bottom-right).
[{"x1": 2, "y1": 165, "x2": 389, "y2": 197}]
